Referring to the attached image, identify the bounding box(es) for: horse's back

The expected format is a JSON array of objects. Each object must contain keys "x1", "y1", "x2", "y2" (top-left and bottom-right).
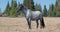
[{"x1": 32, "y1": 11, "x2": 42, "y2": 15}]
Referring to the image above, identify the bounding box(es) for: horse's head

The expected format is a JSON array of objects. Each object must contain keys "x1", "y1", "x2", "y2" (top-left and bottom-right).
[{"x1": 17, "y1": 4, "x2": 24, "y2": 12}]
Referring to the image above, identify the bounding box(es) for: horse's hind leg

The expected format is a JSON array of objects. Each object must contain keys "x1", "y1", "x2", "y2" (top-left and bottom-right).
[
  {"x1": 36, "y1": 19, "x2": 39, "y2": 28},
  {"x1": 40, "y1": 17, "x2": 45, "y2": 29}
]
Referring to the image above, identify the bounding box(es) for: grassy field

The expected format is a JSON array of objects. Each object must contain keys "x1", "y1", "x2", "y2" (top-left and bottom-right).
[{"x1": 0, "y1": 17, "x2": 60, "y2": 32}]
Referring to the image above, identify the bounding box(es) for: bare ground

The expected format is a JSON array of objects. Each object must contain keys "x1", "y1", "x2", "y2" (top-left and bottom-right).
[{"x1": 0, "y1": 17, "x2": 60, "y2": 32}]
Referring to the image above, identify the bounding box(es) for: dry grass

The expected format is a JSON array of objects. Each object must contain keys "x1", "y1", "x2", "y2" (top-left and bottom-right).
[{"x1": 0, "y1": 17, "x2": 60, "y2": 32}]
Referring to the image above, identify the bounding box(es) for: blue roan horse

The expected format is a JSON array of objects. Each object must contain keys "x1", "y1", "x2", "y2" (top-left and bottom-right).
[{"x1": 17, "y1": 4, "x2": 45, "y2": 29}]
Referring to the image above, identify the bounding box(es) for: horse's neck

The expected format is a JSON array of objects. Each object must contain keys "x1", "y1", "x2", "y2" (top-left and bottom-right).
[
  {"x1": 22, "y1": 9, "x2": 31, "y2": 17},
  {"x1": 22, "y1": 8, "x2": 28, "y2": 16}
]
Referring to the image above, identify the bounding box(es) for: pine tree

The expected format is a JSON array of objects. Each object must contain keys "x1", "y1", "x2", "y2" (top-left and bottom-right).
[
  {"x1": 47, "y1": 0, "x2": 60, "y2": 17},
  {"x1": 0, "y1": 8, "x2": 2, "y2": 16},
  {"x1": 43, "y1": 5, "x2": 47, "y2": 17},
  {"x1": 54, "y1": 0, "x2": 58, "y2": 17},
  {"x1": 17, "y1": 2, "x2": 20, "y2": 16},
  {"x1": 30, "y1": 0, "x2": 35, "y2": 10},
  {"x1": 10, "y1": 0, "x2": 17, "y2": 17},
  {"x1": 4, "y1": 1, "x2": 10, "y2": 16},
  {"x1": 51, "y1": 4, "x2": 54, "y2": 16},
  {"x1": 35, "y1": 4, "x2": 42, "y2": 12},
  {"x1": 56, "y1": 0, "x2": 60, "y2": 17},
  {"x1": 23, "y1": 0, "x2": 35, "y2": 10},
  {"x1": 48, "y1": 4, "x2": 54, "y2": 17}
]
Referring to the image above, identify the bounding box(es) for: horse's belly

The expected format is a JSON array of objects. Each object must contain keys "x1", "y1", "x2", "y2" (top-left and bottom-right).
[{"x1": 31, "y1": 15, "x2": 39, "y2": 20}]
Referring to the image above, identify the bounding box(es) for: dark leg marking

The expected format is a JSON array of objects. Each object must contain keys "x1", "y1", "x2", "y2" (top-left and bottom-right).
[
  {"x1": 27, "y1": 19, "x2": 31, "y2": 29},
  {"x1": 40, "y1": 17, "x2": 45, "y2": 28},
  {"x1": 36, "y1": 19, "x2": 39, "y2": 28}
]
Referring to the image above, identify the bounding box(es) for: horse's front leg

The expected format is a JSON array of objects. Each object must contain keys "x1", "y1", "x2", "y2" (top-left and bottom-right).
[{"x1": 27, "y1": 18, "x2": 31, "y2": 29}]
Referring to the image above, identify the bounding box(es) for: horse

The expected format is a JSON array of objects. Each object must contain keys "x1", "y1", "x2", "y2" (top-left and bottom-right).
[{"x1": 17, "y1": 4, "x2": 45, "y2": 29}]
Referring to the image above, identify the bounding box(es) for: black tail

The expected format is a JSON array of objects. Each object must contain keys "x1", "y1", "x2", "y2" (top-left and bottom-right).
[{"x1": 40, "y1": 17, "x2": 45, "y2": 28}]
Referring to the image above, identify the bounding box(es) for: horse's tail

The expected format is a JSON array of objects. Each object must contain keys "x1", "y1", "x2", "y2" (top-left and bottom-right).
[{"x1": 40, "y1": 17, "x2": 45, "y2": 28}]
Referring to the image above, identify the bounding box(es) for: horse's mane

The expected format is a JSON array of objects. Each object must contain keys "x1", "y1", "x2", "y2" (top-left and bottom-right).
[
  {"x1": 23, "y1": 6, "x2": 31, "y2": 11},
  {"x1": 21, "y1": 4, "x2": 32, "y2": 11}
]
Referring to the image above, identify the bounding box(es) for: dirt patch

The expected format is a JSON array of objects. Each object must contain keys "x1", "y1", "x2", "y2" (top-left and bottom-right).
[{"x1": 0, "y1": 17, "x2": 60, "y2": 32}]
